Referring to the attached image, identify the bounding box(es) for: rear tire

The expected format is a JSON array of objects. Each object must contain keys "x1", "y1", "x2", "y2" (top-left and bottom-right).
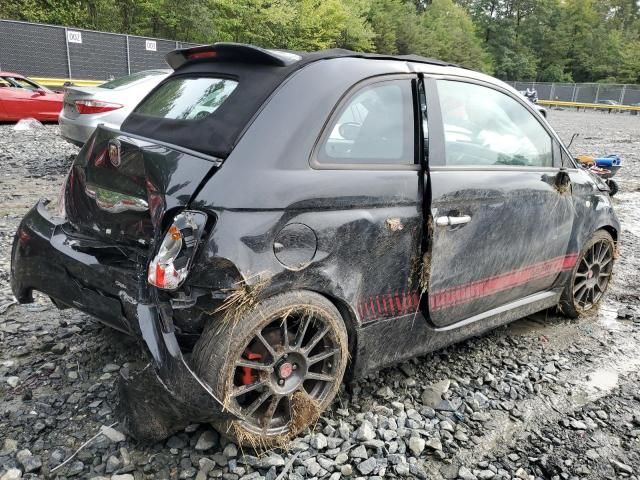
[
  {"x1": 192, "y1": 290, "x2": 348, "y2": 447},
  {"x1": 559, "y1": 230, "x2": 615, "y2": 318},
  {"x1": 606, "y1": 179, "x2": 619, "y2": 196}
]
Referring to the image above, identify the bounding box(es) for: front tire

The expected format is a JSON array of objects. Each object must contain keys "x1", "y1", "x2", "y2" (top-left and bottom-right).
[
  {"x1": 559, "y1": 230, "x2": 615, "y2": 318},
  {"x1": 192, "y1": 290, "x2": 348, "y2": 447}
]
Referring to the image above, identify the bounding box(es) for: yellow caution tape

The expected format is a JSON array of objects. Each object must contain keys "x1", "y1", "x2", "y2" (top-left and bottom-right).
[{"x1": 31, "y1": 77, "x2": 104, "y2": 87}]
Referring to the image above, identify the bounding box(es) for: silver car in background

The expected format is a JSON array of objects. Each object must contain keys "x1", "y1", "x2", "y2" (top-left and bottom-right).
[{"x1": 59, "y1": 69, "x2": 171, "y2": 146}]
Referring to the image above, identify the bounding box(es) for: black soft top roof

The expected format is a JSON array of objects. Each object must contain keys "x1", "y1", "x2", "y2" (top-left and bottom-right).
[{"x1": 121, "y1": 43, "x2": 457, "y2": 158}]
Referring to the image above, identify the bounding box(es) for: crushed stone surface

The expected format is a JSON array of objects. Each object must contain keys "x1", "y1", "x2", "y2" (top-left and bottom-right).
[{"x1": 1, "y1": 111, "x2": 639, "y2": 479}]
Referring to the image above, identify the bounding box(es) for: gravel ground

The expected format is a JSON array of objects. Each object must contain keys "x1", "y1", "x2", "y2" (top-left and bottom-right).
[{"x1": 1, "y1": 110, "x2": 639, "y2": 480}]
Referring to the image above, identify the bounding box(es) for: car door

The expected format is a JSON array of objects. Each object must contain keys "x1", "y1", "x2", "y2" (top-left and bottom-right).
[
  {"x1": 2, "y1": 78, "x2": 36, "y2": 119},
  {"x1": 10, "y1": 77, "x2": 60, "y2": 120},
  {"x1": 0, "y1": 78, "x2": 10, "y2": 119},
  {"x1": 421, "y1": 77, "x2": 575, "y2": 327},
  {"x1": 312, "y1": 75, "x2": 424, "y2": 324}
]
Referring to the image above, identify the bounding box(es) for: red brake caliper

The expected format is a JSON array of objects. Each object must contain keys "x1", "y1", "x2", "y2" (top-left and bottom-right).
[{"x1": 241, "y1": 350, "x2": 263, "y2": 385}]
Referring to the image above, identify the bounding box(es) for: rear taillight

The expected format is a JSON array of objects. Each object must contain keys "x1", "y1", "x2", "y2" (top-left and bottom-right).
[
  {"x1": 75, "y1": 100, "x2": 123, "y2": 114},
  {"x1": 148, "y1": 211, "x2": 207, "y2": 290}
]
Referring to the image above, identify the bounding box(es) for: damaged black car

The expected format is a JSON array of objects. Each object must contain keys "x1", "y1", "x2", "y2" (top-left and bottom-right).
[{"x1": 11, "y1": 43, "x2": 620, "y2": 445}]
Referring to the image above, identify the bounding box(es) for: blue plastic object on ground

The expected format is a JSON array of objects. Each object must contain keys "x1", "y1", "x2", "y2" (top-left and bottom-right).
[{"x1": 594, "y1": 154, "x2": 622, "y2": 168}]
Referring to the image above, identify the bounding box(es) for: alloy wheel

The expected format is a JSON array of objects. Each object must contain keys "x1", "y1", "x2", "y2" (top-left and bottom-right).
[
  {"x1": 228, "y1": 308, "x2": 342, "y2": 435},
  {"x1": 573, "y1": 239, "x2": 614, "y2": 310}
]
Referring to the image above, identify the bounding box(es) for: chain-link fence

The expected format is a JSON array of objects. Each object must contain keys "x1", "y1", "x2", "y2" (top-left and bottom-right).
[
  {"x1": 0, "y1": 19, "x2": 200, "y2": 80},
  {"x1": 508, "y1": 81, "x2": 640, "y2": 106}
]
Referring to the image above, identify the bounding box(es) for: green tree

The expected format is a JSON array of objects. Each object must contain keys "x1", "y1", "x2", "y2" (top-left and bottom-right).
[
  {"x1": 367, "y1": 0, "x2": 422, "y2": 54},
  {"x1": 418, "y1": 0, "x2": 493, "y2": 72}
]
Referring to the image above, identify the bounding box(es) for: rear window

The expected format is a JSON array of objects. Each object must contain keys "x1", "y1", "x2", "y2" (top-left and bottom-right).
[
  {"x1": 100, "y1": 70, "x2": 167, "y2": 90},
  {"x1": 134, "y1": 77, "x2": 238, "y2": 120}
]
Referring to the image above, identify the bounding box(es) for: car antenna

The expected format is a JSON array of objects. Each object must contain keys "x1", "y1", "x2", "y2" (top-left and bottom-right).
[{"x1": 567, "y1": 133, "x2": 579, "y2": 150}]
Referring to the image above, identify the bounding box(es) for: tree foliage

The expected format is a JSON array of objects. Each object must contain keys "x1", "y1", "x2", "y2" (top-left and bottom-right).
[{"x1": 1, "y1": 0, "x2": 639, "y2": 82}]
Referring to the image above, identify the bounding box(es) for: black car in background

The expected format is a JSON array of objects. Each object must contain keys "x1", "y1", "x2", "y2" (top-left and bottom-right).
[{"x1": 11, "y1": 43, "x2": 619, "y2": 445}]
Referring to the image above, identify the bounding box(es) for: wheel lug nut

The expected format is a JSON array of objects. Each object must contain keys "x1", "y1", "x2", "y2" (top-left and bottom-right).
[
  {"x1": 278, "y1": 379, "x2": 285, "y2": 386},
  {"x1": 292, "y1": 363, "x2": 298, "y2": 370},
  {"x1": 283, "y1": 354, "x2": 288, "y2": 359}
]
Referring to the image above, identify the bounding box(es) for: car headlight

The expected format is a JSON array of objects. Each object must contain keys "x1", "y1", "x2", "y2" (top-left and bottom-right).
[{"x1": 148, "y1": 211, "x2": 208, "y2": 290}]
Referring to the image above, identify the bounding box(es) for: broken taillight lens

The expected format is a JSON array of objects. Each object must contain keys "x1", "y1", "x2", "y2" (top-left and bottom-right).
[{"x1": 148, "y1": 211, "x2": 207, "y2": 290}]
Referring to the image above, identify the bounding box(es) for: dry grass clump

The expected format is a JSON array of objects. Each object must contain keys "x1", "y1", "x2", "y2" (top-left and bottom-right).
[
  {"x1": 214, "y1": 272, "x2": 269, "y2": 333},
  {"x1": 290, "y1": 390, "x2": 321, "y2": 434}
]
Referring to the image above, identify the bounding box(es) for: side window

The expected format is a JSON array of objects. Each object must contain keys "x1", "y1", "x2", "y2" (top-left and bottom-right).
[
  {"x1": 436, "y1": 80, "x2": 553, "y2": 168},
  {"x1": 318, "y1": 80, "x2": 414, "y2": 165},
  {"x1": 9, "y1": 77, "x2": 39, "y2": 91}
]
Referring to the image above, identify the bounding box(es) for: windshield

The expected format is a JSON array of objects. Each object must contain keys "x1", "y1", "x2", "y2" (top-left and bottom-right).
[
  {"x1": 3, "y1": 76, "x2": 49, "y2": 92},
  {"x1": 100, "y1": 70, "x2": 168, "y2": 90},
  {"x1": 134, "y1": 77, "x2": 238, "y2": 120}
]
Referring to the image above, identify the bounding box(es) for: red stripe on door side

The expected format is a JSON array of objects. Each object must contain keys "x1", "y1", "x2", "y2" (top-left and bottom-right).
[{"x1": 357, "y1": 253, "x2": 578, "y2": 322}]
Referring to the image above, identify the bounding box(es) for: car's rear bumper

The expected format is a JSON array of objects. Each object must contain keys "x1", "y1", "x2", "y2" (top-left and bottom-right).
[
  {"x1": 11, "y1": 200, "x2": 138, "y2": 332},
  {"x1": 11, "y1": 200, "x2": 230, "y2": 439},
  {"x1": 58, "y1": 113, "x2": 95, "y2": 146}
]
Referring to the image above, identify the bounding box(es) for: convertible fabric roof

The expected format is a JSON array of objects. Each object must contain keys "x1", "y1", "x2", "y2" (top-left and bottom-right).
[{"x1": 121, "y1": 43, "x2": 458, "y2": 159}]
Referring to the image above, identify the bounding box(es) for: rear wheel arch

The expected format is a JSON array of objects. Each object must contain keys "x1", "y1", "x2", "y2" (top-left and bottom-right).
[
  {"x1": 314, "y1": 291, "x2": 359, "y2": 372},
  {"x1": 257, "y1": 285, "x2": 358, "y2": 363}
]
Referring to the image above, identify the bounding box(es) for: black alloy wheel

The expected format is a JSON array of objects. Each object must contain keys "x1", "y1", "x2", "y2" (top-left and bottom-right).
[
  {"x1": 192, "y1": 290, "x2": 348, "y2": 445},
  {"x1": 559, "y1": 230, "x2": 615, "y2": 318}
]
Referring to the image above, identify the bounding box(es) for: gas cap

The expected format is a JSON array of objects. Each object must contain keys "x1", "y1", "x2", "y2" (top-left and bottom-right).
[{"x1": 273, "y1": 223, "x2": 317, "y2": 270}]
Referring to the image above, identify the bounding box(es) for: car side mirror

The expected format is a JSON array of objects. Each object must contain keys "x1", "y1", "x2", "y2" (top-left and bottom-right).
[
  {"x1": 338, "y1": 122, "x2": 361, "y2": 141},
  {"x1": 35, "y1": 89, "x2": 46, "y2": 96}
]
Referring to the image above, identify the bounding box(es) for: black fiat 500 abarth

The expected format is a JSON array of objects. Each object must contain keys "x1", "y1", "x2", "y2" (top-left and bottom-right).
[{"x1": 11, "y1": 43, "x2": 619, "y2": 445}]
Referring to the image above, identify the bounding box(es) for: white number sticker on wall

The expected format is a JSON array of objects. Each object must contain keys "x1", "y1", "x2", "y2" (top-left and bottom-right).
[
  {"x1": 67, "y1": 31, "x2": 82, "y2": 44},
  {"x1": 145, "y1": 40, "x2": 157, "y2": 51}
]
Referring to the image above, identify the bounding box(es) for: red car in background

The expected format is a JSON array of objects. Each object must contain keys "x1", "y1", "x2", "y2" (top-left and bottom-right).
[{"x1": 0, "y1": 72, "x2": 64, "y2": 122}]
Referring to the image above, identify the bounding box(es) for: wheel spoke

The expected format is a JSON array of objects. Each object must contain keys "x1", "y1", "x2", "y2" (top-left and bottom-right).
[
  {"x1": 303, "y1": 326, "x2": 329, "y2": 354},
  {"x1": 597, "y1": 275, "x2": 610, "y2": 291},
  {"x1": 308, "y1": 348, "x2": 338, "y2": 365},
  {"x1": 576, "y1": 285, "x2": 589, "y2": 305},
  {"x1": 579, "y1": 258, "x2": 590, "y2": 272},
  {"x1": 573, "y1": 279, "x2": 588, "y2": 294},
  {"x1": 306, "y1": 371, "x2": 335, "y2": 382},
  {"x1": 597, "y1": 243, "x2": 608, "y2": 263},
  {"x1": 593, "y1": 243, "x2": 602, "y2": 263},
  {"x1": 295, "y1": 315, "x2": 311, "y2": 348},
  {"x1": 262, "y1": 395, "x2": 281, "y2": 430},
  {"x1": 575, "y1": 271, "x2": 587, "y2": 278},
  {"x1": 236, "y1": 359, "x2": 273, "y2": 372},
  {"x1": 586, "y1": 287, "x2": 595, "y2": 306},
  {"x1": 232, "y1": 379, "x2": 268, "y2": 398},
  {"x1": 600, "y1": 256, "x2": 613, "y2": 268},
  {"x1": 256, "y1": 332, "x2": 277, "y2": 359},
  {"x1": 244, "y1": 390, "x2": 272, "y2": 416},
  {"x1": 281, "y1": 315, "x2": 290, "y2": 348}
]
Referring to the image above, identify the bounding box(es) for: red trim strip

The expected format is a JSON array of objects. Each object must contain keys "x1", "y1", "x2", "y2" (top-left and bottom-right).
[{"x1": 357, "y1": 253, "x2": 578, "y2": 322}]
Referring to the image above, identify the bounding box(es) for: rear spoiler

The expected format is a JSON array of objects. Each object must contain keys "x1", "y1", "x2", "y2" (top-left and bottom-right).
[{"x1": 166, "y1": 43, "x2": 302, "y2": 70}]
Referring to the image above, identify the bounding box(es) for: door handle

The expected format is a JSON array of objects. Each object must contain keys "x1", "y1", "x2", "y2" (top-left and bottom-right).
[{"x1": 435, "y1": 215, "x2": 471, "y2": 227}]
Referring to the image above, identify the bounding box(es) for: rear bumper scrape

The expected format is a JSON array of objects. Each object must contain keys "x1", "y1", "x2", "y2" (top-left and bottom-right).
[
  {"x1": 11, "y1": 199, "x2": 234, "y2": 440},
  {"x1": 120, "y1": 301, "x2": 233, "y2": 441}
]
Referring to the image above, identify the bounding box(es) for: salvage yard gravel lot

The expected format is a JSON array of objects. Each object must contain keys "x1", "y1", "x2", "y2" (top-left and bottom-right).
[{"x1": 1, "y1": 109, "x2": 639, "y2": 480}]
